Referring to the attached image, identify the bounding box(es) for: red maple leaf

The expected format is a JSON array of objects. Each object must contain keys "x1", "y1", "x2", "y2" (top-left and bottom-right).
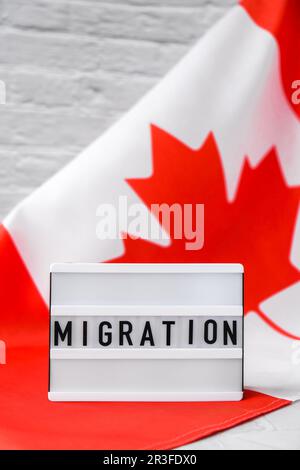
[{"x1": 112, "y1": 125, "x2": 300, "y2": 314}]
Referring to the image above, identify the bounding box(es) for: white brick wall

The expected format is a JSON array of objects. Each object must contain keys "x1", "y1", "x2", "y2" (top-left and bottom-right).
[{"x1": 0, "y1": 0, "x2": 234, "y2": 219}]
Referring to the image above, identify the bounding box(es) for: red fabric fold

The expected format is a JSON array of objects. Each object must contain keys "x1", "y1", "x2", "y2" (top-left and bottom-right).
[{"x1": 241, "y1": 0, "x2": 300, "y2": 118}]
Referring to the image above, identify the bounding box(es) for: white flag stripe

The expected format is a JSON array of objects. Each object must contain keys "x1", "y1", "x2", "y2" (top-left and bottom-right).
[
  {"x1": 291, "y1": 205, "x2": 300, "y2": 271},
  {"x1": 245, "y1": 313, "x2": 300, "y2": 402},
  {"x1": 260, "y1": 282, "x2": 300, "y2": 338}
]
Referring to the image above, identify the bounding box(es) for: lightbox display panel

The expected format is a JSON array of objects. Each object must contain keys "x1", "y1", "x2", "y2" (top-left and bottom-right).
[{"x1": 49, "y1": 264, "x2": 244, "y2": 402}]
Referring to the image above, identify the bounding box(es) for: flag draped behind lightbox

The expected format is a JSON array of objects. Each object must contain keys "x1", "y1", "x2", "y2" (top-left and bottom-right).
[{"x1": 0, "y1": 0, "x2": 299, "y2": 449}]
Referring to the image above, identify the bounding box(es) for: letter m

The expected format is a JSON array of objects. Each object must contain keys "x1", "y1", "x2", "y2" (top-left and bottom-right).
[{"x1": 54, "y1": 321, "x2": 72, "y2": 346}]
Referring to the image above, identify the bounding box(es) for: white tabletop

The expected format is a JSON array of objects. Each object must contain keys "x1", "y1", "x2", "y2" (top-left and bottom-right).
[{"x1": 180, "y1": 401, "x2": 300, "y2": 450}]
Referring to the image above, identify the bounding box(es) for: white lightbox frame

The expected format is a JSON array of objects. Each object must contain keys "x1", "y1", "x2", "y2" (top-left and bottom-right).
[{"x1": 49, "y1": 263, "x2": 244, "y2": 402}]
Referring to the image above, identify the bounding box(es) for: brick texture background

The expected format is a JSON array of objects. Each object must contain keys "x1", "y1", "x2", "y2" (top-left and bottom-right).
[{"x1": 0, "y1": 0, "x2": 234, "y2": 220}]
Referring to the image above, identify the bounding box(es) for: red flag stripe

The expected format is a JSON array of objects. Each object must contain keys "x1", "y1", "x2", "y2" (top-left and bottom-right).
[{"x1": 241, "y1": 0, "x2": 300, "y2": 118}]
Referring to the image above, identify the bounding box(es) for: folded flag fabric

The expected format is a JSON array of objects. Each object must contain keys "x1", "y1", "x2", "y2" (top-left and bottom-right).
[{"x1": 0, "y1": 0, "x2": 299, "y2": 449}]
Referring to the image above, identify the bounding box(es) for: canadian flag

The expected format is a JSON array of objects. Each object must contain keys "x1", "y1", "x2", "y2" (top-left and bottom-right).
[{"x1": 0, "y1": 0, "x2": 299, "y2": 450}]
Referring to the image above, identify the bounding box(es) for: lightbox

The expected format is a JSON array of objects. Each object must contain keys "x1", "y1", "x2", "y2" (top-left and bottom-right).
[{"x1": 49, "y1": 263, "x2": 244, "y2": 402}]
